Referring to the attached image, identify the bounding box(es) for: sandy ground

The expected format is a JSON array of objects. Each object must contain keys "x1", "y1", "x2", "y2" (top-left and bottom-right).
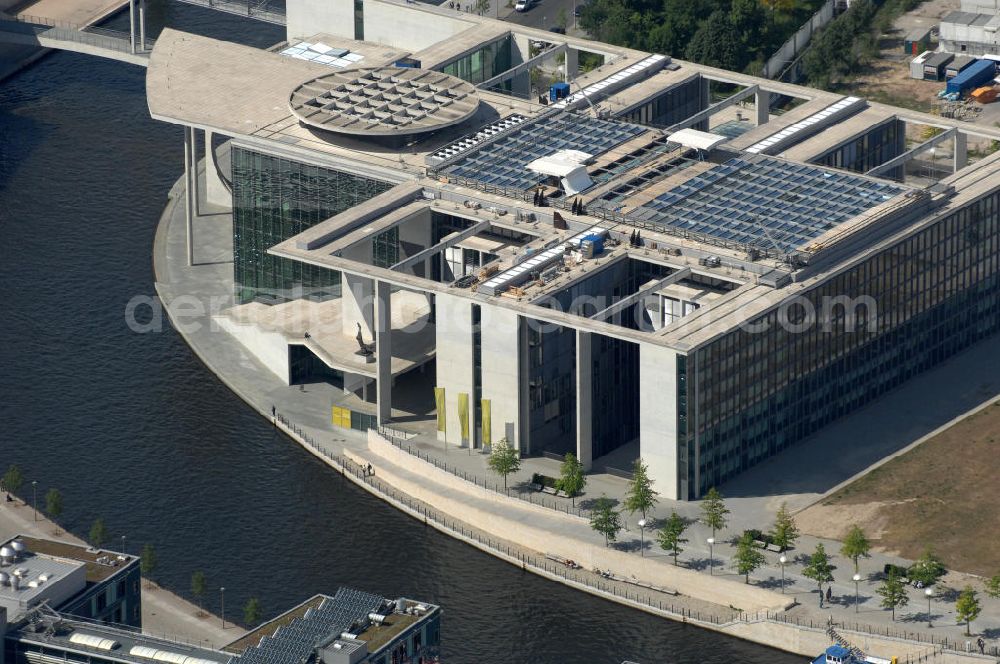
[
  {"x1": 0, "y1": 495, "x2": 244, "y2": 648},
  {"x1": 797, "y1": 399, "x2": 1000, "y2": 575}
]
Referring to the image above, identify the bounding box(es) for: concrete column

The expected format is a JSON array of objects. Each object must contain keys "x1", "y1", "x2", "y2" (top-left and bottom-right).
[
  {"x1": 189, "y1": 128, "x2": 201, "y2": 216},
  {"x1": 128, "y1": 0, "x2": 136, "y2": 54},
  {"x1": 565, "y1": 47, "x2": 579, "y2": 82},
  {"x1": 755, "y1": 89, "x2": 770, "y2": 126},
  {"x1": 435, "y1": 293, "x2": 475, "y2": 446},
  {"x1": 183, "y1": 127, "x2": 194, "y2": 267},
  {"x1": 138, "y1": 0, "x2": 146, "y2": 51},
  {"x1": 342, "y1": 273, "x2": 375, "y2": 339},
  {"x1": 480, "y1": 306, "x2": 521, "y2": 450},
  {"x1": 375, "y1": 280, "x2": 392, "y2": 425},
  {"x1": 204, "y1": 130, "x2": 231, "y2": 207},
  {"x1": 575, "y1": 330, "x2": 593, "y2": 471},
  {"x1": 638, "y1": 344, "x2": 680, "y2": 500},
  {"x1": 954, "y1": 131, "x2": 968, "y2": 171}
]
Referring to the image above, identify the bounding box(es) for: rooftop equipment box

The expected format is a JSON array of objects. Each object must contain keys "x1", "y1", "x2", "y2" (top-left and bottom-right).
[
  {"x1": 904, "y1": 27, "x2": 932, "y2": 55},
  {"x1": 549, "y1": 82, "x2": 570, "y2": 102}
]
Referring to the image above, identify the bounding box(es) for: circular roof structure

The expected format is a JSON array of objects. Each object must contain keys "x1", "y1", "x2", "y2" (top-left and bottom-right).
[{"x1": 289, "y1": 66, "x2": 480, "y2": 137}]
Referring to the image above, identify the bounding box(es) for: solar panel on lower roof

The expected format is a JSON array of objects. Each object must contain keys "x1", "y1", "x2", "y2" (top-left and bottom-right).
[{"x1": 438, "y1": 112, "x2": 645, "y2": 192}]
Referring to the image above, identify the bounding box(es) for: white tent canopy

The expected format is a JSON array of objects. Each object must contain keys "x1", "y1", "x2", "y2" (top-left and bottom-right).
[
  {"x1": 527, "y1": 149, "x2": 594, "y2": 196},
  {"x1": 668, "y1": 128, "x2": 728, "y2": 152}
]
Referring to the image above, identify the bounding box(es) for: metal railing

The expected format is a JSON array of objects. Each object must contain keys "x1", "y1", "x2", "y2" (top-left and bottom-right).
[
  {"x1": 172, "y1": 0, "x2": 286, "y2": 24},
  {"x1": 272, "y1": 411, "x2": 999, "y2": 661},
  {"x1": 374, "y1": 426, "x2": 595, "y2": 520},
  {"x1": 0, "y1": 14, "x2": 154, "y2": 55}
]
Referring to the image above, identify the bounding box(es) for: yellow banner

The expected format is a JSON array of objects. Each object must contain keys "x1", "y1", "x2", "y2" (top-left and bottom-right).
[
  {"x1": 332, "y1": 406, "x2": 351, "y2": 429},
  {"x1": 458, "y1": 392, "x2": 470, "y2": 443},
  {"x1": 481, "y1": 398, "x2": 492, "y2": 447},
  {"x1": 434, "y1": 387, "x2": 446, "y2": 433}
]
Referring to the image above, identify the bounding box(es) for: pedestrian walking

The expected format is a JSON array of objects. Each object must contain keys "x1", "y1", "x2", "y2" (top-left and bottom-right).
[
  {"x1": 271, "y1": 405, "x2": 276, "y2": 417},
  {"x1": 978, "y1": 638, "x2": 986, "y2": 654},
  {"x1": 825, "y1": 586, "x2": 832, "y2": 603}
]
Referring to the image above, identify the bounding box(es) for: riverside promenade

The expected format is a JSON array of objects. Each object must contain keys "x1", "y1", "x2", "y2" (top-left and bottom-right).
[
  {"x1": 151, "y1": 158, "x2": 1000, "y2": 664},
  {"x1": 0, "y1": 493, "x2": 244, "y2": 649}
]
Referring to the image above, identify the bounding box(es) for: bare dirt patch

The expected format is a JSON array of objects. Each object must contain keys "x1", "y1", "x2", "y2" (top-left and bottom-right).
[{"x1": 797, "y1": 401, "x2": 1000, "y2": 575}]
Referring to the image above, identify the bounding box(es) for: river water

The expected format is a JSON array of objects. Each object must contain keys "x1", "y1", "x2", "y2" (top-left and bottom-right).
[{"x1": 0, "y1": 6, "x2": 802, "y2": 663}]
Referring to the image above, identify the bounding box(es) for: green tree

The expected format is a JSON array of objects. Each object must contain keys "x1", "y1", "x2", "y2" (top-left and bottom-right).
[
  {"x1": 984, "y1": 574, "x2": 1000, "y2": 599},
  {"x1": 556, "y1": 7, "x2": 568, "y2": 29},
  {"x1": 589, "y1": 496, "x2": 622, "y2": 547},
  {"x1": 802, "y1": 543, "x2": 836, "y2": 608},
  {"x1": 89, "y1": 518, "x2": 108, "y2": 548},
  {"x1": 557, "y1": 453, "x2": 586, "y2": 507},
  {"x1": 191, "y1": 571, "x2": 207, "y2": 612},
  {"x1": 474, "y1": 0, "x2": 489, "y2": 15},
  {"x1": 656, "y1": 511, "x2": 687, "y2": 566},
  {"x1": 908, "y1": 548, "x2": 946, "y2": 586},
  {"x1": 2, "y1": 465, "x2": 24, "y2": 496},
  {"x1": 45, "y1": 488, "x2": 63, "y2": 520},
  {"x1": 244, "y1": 597, "x2": 263, "y2": 627},
  {"x1": 140, "y1": 544, "x2": 157, "y2": 586},
  {"x1": 623, "y1": 459, "x2": 658, "y2": 520},
  {"x1": 840, "y1": 524, "x2": 871, "y2": 573},
  {"x1": 733, "y1": 531, "x2": 766, "y2": 584},
  {"x1": 876, "y1": 571, "x2": 909, "y2": 620},
  {"x1": 686, "y1": 10, "x2": 741, "y2": 71},
  {"x1": 487, "y1": 437, "x2": 520, "y2": 491},
  {"x1": 956, "y1": 586, "x2": 981, "y2": 636},
  {"x1": 770, "y1": 502, "x2": 799, "y2": 552},
  {"x1": 701, "y1": 487, "x2": 729, "y2": 538}
]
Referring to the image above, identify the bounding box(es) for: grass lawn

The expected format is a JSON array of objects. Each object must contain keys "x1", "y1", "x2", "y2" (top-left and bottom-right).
[{"x1": 800, "y1": 401, "x2": 1000, "y2": 576}]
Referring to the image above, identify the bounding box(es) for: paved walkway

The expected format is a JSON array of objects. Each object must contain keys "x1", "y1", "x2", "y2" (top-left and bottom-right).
[
  {"x1": 153, "y1": 157, "x2": 1000, "y2": 655},
  {"x1": 0, "y1": 494, "x2": 241, "y2": 648}
]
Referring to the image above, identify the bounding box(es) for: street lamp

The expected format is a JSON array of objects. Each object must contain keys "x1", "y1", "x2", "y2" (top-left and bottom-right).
[
  {"x1": 707, "y1": 537, "x2": 715, "y2": 576},
  {"x1": 779, "y1": 554, "x2": 787, "y2": 594},
  {"x1": 32, "y1": 481, "x2": 38, "y2": 522},
  {"x1": 853, "y1": 573, "x2": 861, "y2": 613},
  {"x1": 121, "y1": 535, "x2": 126, "y2": 557},
  {"x1": 220, "y1": 587, "x2": 226, "y2": 629},
  {"x1": 926, "y1": 587, "x2": 934, "y2": 628},
  {"x1": 637, "y1": 519, "x2": 647, "y2": 557}
]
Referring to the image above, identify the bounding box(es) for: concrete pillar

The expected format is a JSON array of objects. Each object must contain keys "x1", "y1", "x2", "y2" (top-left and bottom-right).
[
  {"x1": 128, "y1": 0, "x2": 136, "y2": 54},
  {"x1": 138, "y1": 0, "x2": 146, "y2": 51},
  {"x1": 638, "y1": 344, "x2": 680, "y2": 500},
  {"x1": 755, "y1": 89, "x2": 770, "y2": 126},
  {"x1": 575, "y1": 330, "x2": 593, "y2": 471},
  {"x1": 480, "y1": 307, "x2": 521, "y2": 450},
  {"x1": 204, "y1": 130, "x2": 231, "y2": 207},
  {"x1": 189, "y1": 128, "x2": 201, "y2": 216},
  {"x1": 954, "y1": 131, "x2": 968, "y2": 171},
  {"x1": 183, "y1": 127, "x2": 194, "y2": 267},
  {"x1": 435, "y1": 293, "x2": 475, "y2": 446},
  {"x1": 565, "y1": 47, "x2": 579, "y2": 82},
  {"x1": 375, "y1": 280, "x2": 392, "y2": 425},
  {"x1": 342, "y1": 273, "x2": 375, "y2": 339}
]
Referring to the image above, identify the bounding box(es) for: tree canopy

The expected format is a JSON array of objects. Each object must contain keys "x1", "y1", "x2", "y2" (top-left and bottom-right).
[
  {"x1": 657, "y1": 511, "x2": 688, "y2": 566},
  {"x1": 908, "y1": 548, "x2": 946, "y2": 586},
  {"x1": 956, "y1": 586, "x2": 981, "y2": 636},
  {"x1": 89, "y1": 518, "x2": 108, "y2": 548},
  {"x1": 590, "y1": 497, "x2": 623, "y2": 547},
  {"x1": 701, "y1": 487, "x2": 729, "y2": 537},
  {"x1": 802, "y1": 543, "x2": 836, "y2": 607},
  {"x1": 244, "y1": 597, "x2": 263, "y2": 627},
  {"x1": 45, "y1": 488, "x2": 63, "y2": 520},
  {"x1": 140, "y1": 544, "x2": 158, "y2": 582},
  {"x1": 487, "y1": 438, "x2": 521, "y2": 490},
  {"x1": 191, "y1": 571, "x2": 207, "y2": 611},
  {"x1": 770, "y1": 502, "x2": 799, "y2": 552},
  {"x1": 733, "y1": 531, "x2": 766, "y2": 584},
  {"x1": 840, "y1": 524, "x2": 871, "y2": 573},
  {"x1": 2, "y1": 465, "x2": 24, "y2": 495},
  {"x1": 623, "y1": 459, "x2": 658, "y2": 520},
  {"x1": 876, "y1": 571, "x2": 909, "y2": 620},
  {"x1": 557, "y1": 453, "x2": 586, "y2": 506}
]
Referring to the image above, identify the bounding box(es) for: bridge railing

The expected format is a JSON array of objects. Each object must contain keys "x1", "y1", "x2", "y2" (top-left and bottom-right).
[
  {"x1": 172, "y1": 0, "x2": 286, "y2": 24},
  {"x1": 0, "y1": 14, "x2": 155, "y2": 53}
]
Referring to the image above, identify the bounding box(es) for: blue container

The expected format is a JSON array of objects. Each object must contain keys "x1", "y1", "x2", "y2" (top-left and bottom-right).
[
  {"x1": 579, "y1": 233, "x2": 604, "y2": 255},
  {"x1": 549, "y1": 82, "x2": 571, "y2": 102},
  {"x1": 946, "y1": 59, "x2": 996, "y2": 95}
]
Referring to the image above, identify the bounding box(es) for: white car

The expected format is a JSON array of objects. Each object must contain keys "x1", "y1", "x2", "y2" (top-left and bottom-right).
[{"x1": 514, "y1": 0, "x2": 534, "y2": 11}]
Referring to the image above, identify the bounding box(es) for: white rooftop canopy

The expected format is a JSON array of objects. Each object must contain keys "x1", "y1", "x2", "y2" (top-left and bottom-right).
[
  {"x1": 527, "y1": 149, "x2": 594, "y2": 195},
  {"x1": 668, "y1": 128, "x2": 728, "y2": 152}
]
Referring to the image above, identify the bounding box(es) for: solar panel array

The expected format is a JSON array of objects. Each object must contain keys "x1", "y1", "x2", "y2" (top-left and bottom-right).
[
  {"x1": 627, "y1": 155, "x2": 906, "y2": 254},
  {"x1": 438, "y1": 113, "x2": 646, "y2": 191},
  {"x1": 280, "y1": 41, "x2": 365, "y2": 69},
  {"x1": 549, "y1": 54, "x2": 667, "y2": 111},
  {"x1": 427, "y1": 114, "x2": 528, "y2": 163},
  {"x1": 744, "y1": 96, "x2": 863, "y2": 155},
  {"x1": 233, "y1": 588, "x2": 385, "y2": 664}
]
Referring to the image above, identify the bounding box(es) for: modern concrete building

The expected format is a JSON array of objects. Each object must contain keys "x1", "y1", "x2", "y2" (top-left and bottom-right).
[
  {"x1": 2, "y1": 583, "x2": 436, "y2": 664},
  {"x1": 0, "y1": 535, "x2": 141, "y2": 628},
  {"x1": 146, "y1": 0, "x2": 1000, "y2": 499}
]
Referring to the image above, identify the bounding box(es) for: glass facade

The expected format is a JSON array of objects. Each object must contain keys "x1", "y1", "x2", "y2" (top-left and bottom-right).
[
  {"x1": 441, "y1": 36, "x2": 512, "y2": 85},
  {"x1": 526, "y1": 320, "x2": 577, "y2": 457},
  {"x1": 815, "y1": 119, "x2": 906, "y2": 178},
  {"x1": 231, "y1": 147, "x2": 392, "y2": 303},
  {"x1": 372, "y1": 226, "x2": 400, "y2": 268},
  {"x1": 620, "y1": 76, "x2": 706, "y2": 129},
  {"x1": 685, "y1": 190, "x2": 1000, "y2": 498}
]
